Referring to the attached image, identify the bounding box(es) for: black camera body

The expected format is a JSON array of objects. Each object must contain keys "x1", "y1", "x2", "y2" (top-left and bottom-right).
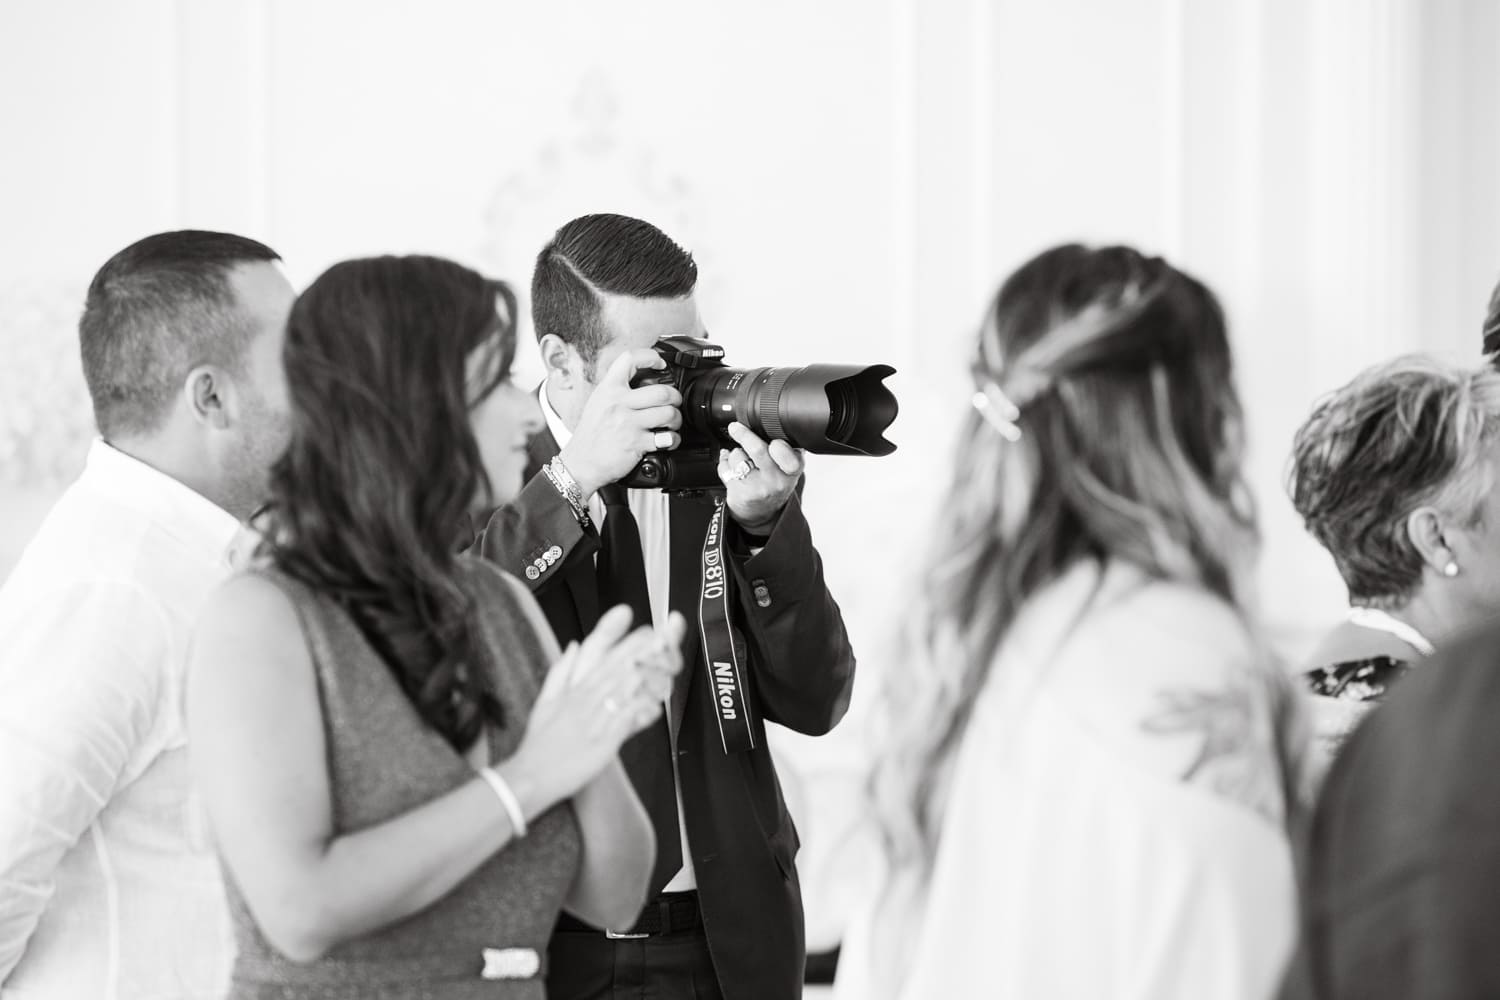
[{"x1": 622, "y1": 335, "x2": 899, "y2": 491}]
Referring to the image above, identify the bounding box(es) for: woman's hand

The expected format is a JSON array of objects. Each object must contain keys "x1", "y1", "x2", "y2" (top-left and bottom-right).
[{"x1": 500, "y1": 606, "x2": 687, "y2": 816}]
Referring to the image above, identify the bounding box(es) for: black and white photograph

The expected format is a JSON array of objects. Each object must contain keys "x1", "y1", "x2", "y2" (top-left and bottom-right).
[{"x1": 3, "y1": 2, "x2": 1500, "y2": 998}]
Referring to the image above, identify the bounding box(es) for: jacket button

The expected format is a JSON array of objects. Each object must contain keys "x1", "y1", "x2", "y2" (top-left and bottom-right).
[{"x1": 752, "y1": 581, "x2": 771, "y2": 608}]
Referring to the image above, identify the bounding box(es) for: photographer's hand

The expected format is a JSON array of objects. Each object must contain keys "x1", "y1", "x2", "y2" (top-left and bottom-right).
[
  {"x1": 559, "y1": 349, "x2": 684, "y2": 499},
  {"x1": 719, "y1": 421, "x2": 804, "y2": 535}
]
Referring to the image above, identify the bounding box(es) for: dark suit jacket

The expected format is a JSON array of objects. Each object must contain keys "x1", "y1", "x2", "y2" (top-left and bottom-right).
[
  {"x1": 475, "y1": 427, "x2": 857, "y2": 1000},
  {"x1": 1279, "y1": 619, "x2": 1500, "y2": 1000}
]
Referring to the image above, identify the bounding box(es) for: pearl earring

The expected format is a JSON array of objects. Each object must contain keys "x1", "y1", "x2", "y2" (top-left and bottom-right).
[{"x1": 1444, "y1": 561, "x2": 1460, "y2": 577}]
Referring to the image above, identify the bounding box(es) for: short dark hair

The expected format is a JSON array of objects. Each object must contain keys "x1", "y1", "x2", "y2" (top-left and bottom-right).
[
  {"x1": 531, "y1": 213, "x2": 697, "y2": 376},
  {"x1": 79, "y1": 230, "x2": 281, "y2": 437}
]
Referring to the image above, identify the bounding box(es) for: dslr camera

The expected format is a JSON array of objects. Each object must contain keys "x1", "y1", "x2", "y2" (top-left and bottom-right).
[{"x1": 623, "y1": 335, "x2": 899, "y2": 491}]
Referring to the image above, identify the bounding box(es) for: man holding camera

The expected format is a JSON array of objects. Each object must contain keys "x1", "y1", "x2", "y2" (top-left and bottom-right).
[{"x1": 475, "y1": 213, "x2": 856, "y2": 1000}]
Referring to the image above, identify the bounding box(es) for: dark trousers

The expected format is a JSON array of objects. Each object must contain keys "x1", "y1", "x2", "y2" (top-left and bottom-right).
[{"x1": 546, "y1": 925, "x2": 723, "y2": 1000}]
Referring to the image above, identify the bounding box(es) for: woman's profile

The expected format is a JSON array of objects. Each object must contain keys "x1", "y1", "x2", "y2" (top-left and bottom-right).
[{"x1": 189, "y1": 255, "x2": 682, "y2": 999}]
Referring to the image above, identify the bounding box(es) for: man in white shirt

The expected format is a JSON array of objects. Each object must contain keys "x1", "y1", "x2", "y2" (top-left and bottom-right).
[{"x1": 0, "y1": 231, "x2": 296, "y2": 998}]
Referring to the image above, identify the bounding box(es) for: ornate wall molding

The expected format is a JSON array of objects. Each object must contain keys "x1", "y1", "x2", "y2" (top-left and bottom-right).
[
  {"x1": 0, "y1": 281, "x2": 92, "y2": 488},
  {"x1": 475, "y1": 70, "x2": 724, "y2": 363}
]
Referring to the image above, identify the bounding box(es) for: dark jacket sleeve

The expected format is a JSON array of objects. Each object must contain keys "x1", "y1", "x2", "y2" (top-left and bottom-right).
[
  {"x1": 473, "y1": 470, "x2": 599, "y2": 593},
  {"x1": 728, "y1": 490, "x2": 855, "y2": 737}
]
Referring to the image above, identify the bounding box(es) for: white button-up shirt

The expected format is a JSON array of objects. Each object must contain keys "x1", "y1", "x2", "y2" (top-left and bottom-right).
[
  {"x1": 539, "y1": 387, "x2": 698, "y2": 892},
  {"x1": 0, "y1": 440, "x2": 241, "y2": 999}
]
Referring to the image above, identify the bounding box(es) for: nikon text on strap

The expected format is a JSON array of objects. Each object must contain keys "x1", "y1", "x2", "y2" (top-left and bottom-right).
[{"x1": 698, "y1": 496, "x2": 755, "y2": 753}]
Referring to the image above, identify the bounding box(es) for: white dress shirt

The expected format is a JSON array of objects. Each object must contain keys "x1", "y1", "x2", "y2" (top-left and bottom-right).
[
  {"x1": 836, "y1": 561, "x2": 1302, "y2": 1000},
  {"x1": 0, "y1": 441, "x2": 241, "y2": 999},
  {"x1": 539, "y1": 387, "x2": 698, "y2": 891}
]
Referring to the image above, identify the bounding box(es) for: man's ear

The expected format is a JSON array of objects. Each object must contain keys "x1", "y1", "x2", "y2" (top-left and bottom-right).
[
  {"x1": 1406, "y1": 506, "x2": 1457, "y2": 574},
  {"x1": 185, "y1": 365, "x2": 234, "y2": 430},
  {"x1": 538, "y1": 334, "x2": 577, "y2": 384}
]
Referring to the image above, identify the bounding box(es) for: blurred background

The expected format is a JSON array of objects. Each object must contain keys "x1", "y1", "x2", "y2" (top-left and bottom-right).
[{"x1": 4, "y1": 0, "x2": 1499, "y2": 969}]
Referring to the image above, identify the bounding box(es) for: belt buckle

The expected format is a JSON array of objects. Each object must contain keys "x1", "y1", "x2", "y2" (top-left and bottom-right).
[
  {"x1": 605, "y1": 929, "x2": 649, "y2": 940},
  {"x1": 481, "y1": 947, "x2": 540, "y2": 980}
]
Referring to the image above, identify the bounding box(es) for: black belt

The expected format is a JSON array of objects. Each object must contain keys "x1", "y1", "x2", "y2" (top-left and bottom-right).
[{"x1": 555, "y1": 891, "x2": 702, "y2": 939}]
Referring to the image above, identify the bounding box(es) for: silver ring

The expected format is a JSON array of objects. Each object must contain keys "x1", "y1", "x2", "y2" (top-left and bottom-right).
[
  {"x1": 653, "y1": 430, "x2": 674, "y2": 449},
  {"x1": 724, "y1": 461, "x2": 754, "y2": 482}
]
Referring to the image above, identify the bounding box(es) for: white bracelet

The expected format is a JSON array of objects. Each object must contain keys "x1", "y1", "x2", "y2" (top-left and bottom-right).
[{"x1": 477, "y1": 766, "x2": 528, "y2": 839}]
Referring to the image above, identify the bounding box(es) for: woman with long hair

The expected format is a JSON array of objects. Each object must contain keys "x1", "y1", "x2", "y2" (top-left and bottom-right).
[
  {"x1": 837, "y1": 244, "x2": 1308, "y2": 999},
  {"x1": 188, "y1": 256, "x2": 682, "y2": 999}
]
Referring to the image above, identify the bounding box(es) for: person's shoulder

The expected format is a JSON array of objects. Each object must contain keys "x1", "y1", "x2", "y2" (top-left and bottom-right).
[
  {"x1": 1312, "y1": 619, "x2": 1500, "y2": 893},
  {"x1": 1305, "y1": 655, "x2": 1410, "y2": 701},
  {"x1": 195, "y1": 570, "x2": 304, "y2": 652},
  {"x1": 1304, "y1": 620, "x2": 1414, "y2": 671},
  {"x1": 1426, "y1": 616, "x2": 1500, "y2": 681},
  {"x1": 0, "y1": 482, "x2": 150, "y2": 596},
  {"x1": 0, "y1": 568, "x2": 175, "y2": 694},
  {"x1": 456, "y1": 553, "x2": 533, "y2": 606},
  {"x1": 1361, "y1": 617, "x2": 1500, "y2": 735},
  {"x1": 454, "y1": 554, "x2": 559, "y2": 675},
  {"x1": 455, "y1": 555, "x2": 553, "y2": 639},
  {"x1": 1042, "y1": 568, "x2": 1293, "y2": 824},
  {"x1": 0, "y1": 565, "x2": 165, "y2": 622},
  {"x1": 187, "y1": 571, "x2": 318, "y2": 715},
  {"x1": 0, "y1": 493, "x2": 172, "y2": 647},
  {"x1": 1044, "y1": 572, "x2": 1260, "y2": 719},
  {"x1": 1061, "y1": 569, "x2": 1256, "y2": 682}
]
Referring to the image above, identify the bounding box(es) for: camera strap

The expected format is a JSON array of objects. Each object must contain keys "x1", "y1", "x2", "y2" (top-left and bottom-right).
[{"x1": 697, "y1": 495, "x2": 756, "y2": 754}]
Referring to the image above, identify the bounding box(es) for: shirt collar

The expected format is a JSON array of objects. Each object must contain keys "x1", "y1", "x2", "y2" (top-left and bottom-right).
[
  {"x1": 82, "y1": 439, "x2": 244, "y2": 565},
  {"x1": 538, "y1": 383, "x2": 573, "y2": 450}
]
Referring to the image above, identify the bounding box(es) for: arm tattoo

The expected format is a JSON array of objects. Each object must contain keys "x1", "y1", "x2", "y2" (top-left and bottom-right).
[{"x1": 1140, "y1": 676, "x2": 1285, "y2": 825}]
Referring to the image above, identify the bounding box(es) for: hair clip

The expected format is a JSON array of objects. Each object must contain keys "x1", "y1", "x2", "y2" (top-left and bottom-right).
[{"x1": 972, "y1": 381, "x2": 1023, "y2": 441}]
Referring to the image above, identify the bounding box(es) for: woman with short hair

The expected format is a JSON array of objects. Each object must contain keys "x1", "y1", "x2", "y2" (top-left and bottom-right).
[{"x1": 1289, "y1": 355, "x2": 1500, "y2": 756}]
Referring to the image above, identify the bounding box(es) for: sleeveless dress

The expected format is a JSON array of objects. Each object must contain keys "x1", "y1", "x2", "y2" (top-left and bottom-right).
[{"x1": 223, "y1": 557, "x2": 581, "y2": 1000}]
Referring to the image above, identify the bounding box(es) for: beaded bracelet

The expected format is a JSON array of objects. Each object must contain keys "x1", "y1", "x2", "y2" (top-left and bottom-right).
[{"x1": 540, "y1": 456, "x2": 592, "y2": 530}]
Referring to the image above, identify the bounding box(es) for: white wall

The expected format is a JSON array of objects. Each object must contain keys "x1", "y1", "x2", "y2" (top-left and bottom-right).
[{"x1": 3, "y1": 0, "x2": 1499, "y2": 948}]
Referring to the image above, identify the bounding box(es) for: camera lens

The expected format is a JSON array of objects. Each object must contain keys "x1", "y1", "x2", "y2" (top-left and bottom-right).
[
  {"x1": 684, "y1": 364, "x2": 898, "y2": 457},
  {"x1": 622, "y1": 336, "x2": 899, "y2": 491}
]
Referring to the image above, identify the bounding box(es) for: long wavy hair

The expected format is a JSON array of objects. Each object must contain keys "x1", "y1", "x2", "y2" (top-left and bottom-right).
[
  {"x1": 263, "y1": 255, "x2": 517, "y2": 752},
  {"x1": 865, "y1": 244, "x2": 1266, "y2": 982}
]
